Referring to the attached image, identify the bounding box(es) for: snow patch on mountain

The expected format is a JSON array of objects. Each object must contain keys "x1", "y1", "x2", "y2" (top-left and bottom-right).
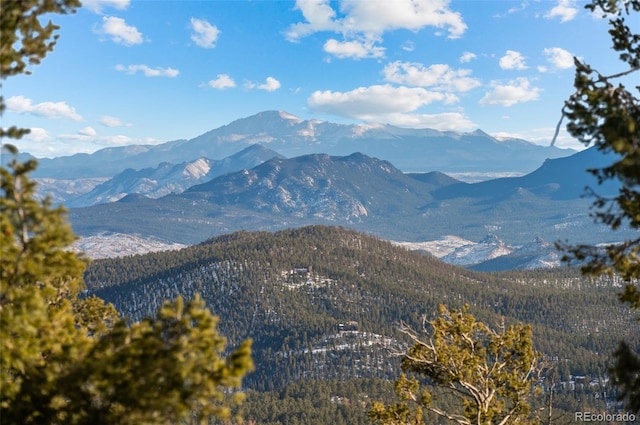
[
  {"x1": 442, "y1": 234, "x2": 513, "y2": 266},
  {"x1": 395, "y1": 234, "x2": 562, "y2": 270},
  {"x1": 351, "y1": 123, "x2": 385, "y2": 136},
  {"x1": 279, "y1": 111, "x2": 303, "y2": 122},
  {"x1": 73, "y1": 232, "x2": 186, "y2": 259},
  {"x1": 393, "y1": 235, "x2": 474, "y2": 257}
]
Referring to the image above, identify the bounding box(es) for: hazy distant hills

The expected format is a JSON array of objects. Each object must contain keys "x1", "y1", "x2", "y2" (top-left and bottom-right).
[
  {"x1": 31, "y1": 110, "x2": 574, "y2": 178},
  {"x1": 69, "y1": 146, "x2": 631, "y2": 249},
  {"x1": 432, "y1": 146, "x2": 620, "y2": 201}
]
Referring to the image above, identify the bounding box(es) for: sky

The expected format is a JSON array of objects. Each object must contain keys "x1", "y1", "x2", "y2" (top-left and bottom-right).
[{"x1": 2, "y1": 0, "x2": 635, "y2": 158}]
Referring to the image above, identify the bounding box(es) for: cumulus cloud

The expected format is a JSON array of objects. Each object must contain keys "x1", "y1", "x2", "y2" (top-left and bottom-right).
[
  {"x1": 83, "y1": 0, "x2": 129, "y2": 13},
  {"x1": 308, "y1": 84, "x2": 449, "y2": 117},
  {"x1": 115, "y1": 64, "x2": 179, "y2": 77},
  {"x1": 206, "y1": 74, "x2": 236, "y2": 89},
  {"x1": 308, "y1": 85, "x2": 475, "y2": 129},
  {"x1": 545, "y1": 0, "x2": 579, "y2": 22},
  {"x1": 286, "y1": 0, "x2": 342, "y2": 40},
  {"x1": 100, "y1": 115, "x2": 132, "y2": 127},
  {"x1": 459, "y1": 51, "x2": 477, "y2": 63},
  {"x1": 190, "y1": 18, "x2": 220, "y2": 48},
  {"x1": 99, "y1": 16, "x2": 143, "y2": 45},
  {"x1": 499, "y1": 50, "x2": 527, "y2": 70},
  {"x1": 479, "y1": 78, "x2": 541, "y2": 107},
  {"x1": 287, "y1": 0, "x2": 467, "y2": 59},
  {"x1": 246, "y1": 76, "x2": 281, "y2": 92},
  {"x1": 286, "y1": 0, "x2": 467, "y2": 40},
  {"x1": 323, "y1": 38, "x2": 385, "y2": 59},
  {"x1": 383, "y1": 61, "x2": 481, "y2": 92},
  {"x1": 5, "y1": 95, "x2": 83, "y2": 121},
  {"x1": 543, "y1": 47, "x2": 575, "y2": 70}
]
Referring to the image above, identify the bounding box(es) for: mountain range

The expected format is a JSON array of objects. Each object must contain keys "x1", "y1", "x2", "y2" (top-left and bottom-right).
[
  {"x1": 10, "y1": 109, "x2": 627, "y2": 270},
  {"x1": 68, "y1": 145, "x2": 629, "y2": 255},
  {"x1": 29, "y1": 110, "x2": 573, "y2": 179}
]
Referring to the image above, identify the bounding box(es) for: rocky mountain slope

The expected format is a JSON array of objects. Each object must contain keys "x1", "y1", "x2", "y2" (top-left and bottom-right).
[{"x1": 65, "y1": 144, "x2": 283, "y2": 207}]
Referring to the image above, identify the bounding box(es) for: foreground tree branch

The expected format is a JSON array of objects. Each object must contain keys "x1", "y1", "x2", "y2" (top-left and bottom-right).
[{"x1": 369, "y1": 305, "x2": 541, "y2": 425}]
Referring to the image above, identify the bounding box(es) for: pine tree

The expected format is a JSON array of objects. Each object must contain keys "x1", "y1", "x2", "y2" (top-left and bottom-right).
[
  {"x1": 1, "y1": 2, "x2": 253, "y2": 423},
  {"x1": 554, "y1": 0, "x2": 640, "y2": 411},
  {"x1": 369, "y1": 305, "x2": 541, "y2": 425}
]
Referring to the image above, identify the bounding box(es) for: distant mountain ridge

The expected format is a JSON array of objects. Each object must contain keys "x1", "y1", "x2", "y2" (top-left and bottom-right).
[
  {"x1": 69, "y1": 147, "x2": 631, "y2": 249},
  {"x1": 31, "y1": 110, "x2": 574, "y2": 179},
  {"x1": 66, "y1": 144, "x2": 283, "y2": 207}
]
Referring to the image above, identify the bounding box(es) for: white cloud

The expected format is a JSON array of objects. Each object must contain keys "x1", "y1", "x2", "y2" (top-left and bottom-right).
[
  {"x1": 83, "y1": 0, "x2": 130, "y2": 14},
  {"x1": 78, "y1": 126, "x2": 97, "y2": 137},
  {"x1": 545, "y1": 0, "x2": 579, "y2": 22},
  {"x1": 308, "y1": 84, "x2": 448, "y2": 117},
  {"x1": 13, "y1": 130, "x2": 162, "y2": 158},
  {"x1": 499, "y1": 50, "x2": 527, "y2": 70},
  {"x1": 345, "y1": 0, "x2": 467, "y2": 38},
  {"x1": 506, "y1": 2, "x2": 528, "y2": 15},
  {"x1": 459, "y1": 52, "x2": 477, "y2": 63},
  {"x1": 207, "y1": 74, "x2": 236, "y2": 89},
  {"x1": 246, "y1": 77, "x2": 281, "y2": 92},
  {"x1": 100, "y1": 115, "x2": 131, "y2": 127},
  {"x1": 59, "y1": 131, "x2": 140, "y2": 150},
  {"x1": 492, "y1": 128, "x2": 585, "y2": 150},
  {"x1": 287, "y1": 0, "x2": 467, "y2": 59},
  {"x1": 115, "y1": 64, "x2": 179, "y2": 77},
  {"x1": 401, "y1": 41, "x2": 415, "y2": 52},
  {"x1": 99, "y1": 16, "x2": 143, "y2": 45},
  {"x1": 6, "y1": 95, "x2": 83, "y2": 121},
  {"x1": 383, "y1": 61, "x2": 481, "y2": 92},
  {"x1": 479, "y1": 78, "x2": 541, "y2": 107},
  {"x1": 190, "y1": 18, "x2": 220, "y2": 48},
  {"x1": 59, "y1": 129, "x2": 151, "y2": 147},
  {"x1": 308, "y1": 85, "x2": 475, "y2": 129},
  {"x1": 323, "y1": 37, "x2": 385, "y2": 59},
  {"x1": 24, "y1": 127, "x2": 52, "y2": 142},
  {"x1": 379, "y1": 112, "x2": 476, "y2": 130},
  {"x1": 543, "y1": 47, "x2": 575, "y2": 70},
  {"x1": 286, "y1": 0, "x2": 341, "y2": 40}
]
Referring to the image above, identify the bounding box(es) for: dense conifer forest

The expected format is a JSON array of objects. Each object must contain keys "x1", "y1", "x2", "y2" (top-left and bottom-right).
[{"x1": 84, "y1": 225, "x2": 639, "y2": 422}]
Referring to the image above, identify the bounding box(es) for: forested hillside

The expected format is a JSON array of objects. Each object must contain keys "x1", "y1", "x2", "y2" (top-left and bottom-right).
[{"x1": 85, "y1": 226, "x2": 638, "y2": 401}]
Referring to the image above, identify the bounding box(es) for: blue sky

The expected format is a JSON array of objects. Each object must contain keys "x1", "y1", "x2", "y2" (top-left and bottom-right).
[{"x1": 3, "y1": 0, "x2": 629, "y2": 158}]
